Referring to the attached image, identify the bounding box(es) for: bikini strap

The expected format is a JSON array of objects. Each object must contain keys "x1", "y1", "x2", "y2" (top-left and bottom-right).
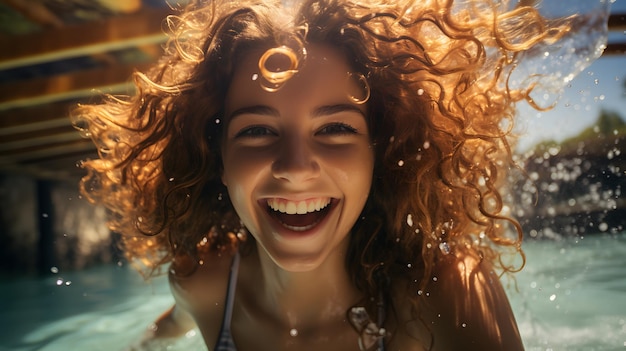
[
  {"x1": 214, "y1": 252, "x2": 241, "y2": 351},
  {"x1": 222, "y1": 252, "x2": 241, "y2": 330}
]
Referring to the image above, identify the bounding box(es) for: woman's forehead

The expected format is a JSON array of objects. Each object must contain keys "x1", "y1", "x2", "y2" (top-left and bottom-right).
[
  {"x1": 235, "y1": 44, "x2": 352, "y2": 81},
  {"x1": 226, "y1": 44, "x2": 365, "y2": 110}
]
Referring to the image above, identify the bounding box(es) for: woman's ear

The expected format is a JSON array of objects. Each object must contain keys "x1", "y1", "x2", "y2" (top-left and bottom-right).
[{"x1": 220, "y1": 162, "x2": 227, "y2": 186}]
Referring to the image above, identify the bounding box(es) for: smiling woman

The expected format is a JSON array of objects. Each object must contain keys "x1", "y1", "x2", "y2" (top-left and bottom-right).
[
  {"x1": 221, "y1": 45, "x2": 374, "y2": 273},
  {"x1": 70, "y1": 0, "x2": 605, "y2": 350}
]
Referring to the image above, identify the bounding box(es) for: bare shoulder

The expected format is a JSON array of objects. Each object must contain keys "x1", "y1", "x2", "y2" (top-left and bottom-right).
[
  {"x1": 168, "y1": 251, "x2": 236, "y2": 346},
  {"x1": 388, "y1": 252, "x2": 524, "y2": 350},
  {"x1": 420, "y1": 252, "x2": 524, "y2": 350}
]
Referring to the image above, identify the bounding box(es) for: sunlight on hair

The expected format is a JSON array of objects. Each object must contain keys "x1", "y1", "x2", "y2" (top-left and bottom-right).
[
  {"x1": 258, "y1": 46, "x2": 304, "y2": 92},
  {"x1": 346, "y1": 72, "x2": 371, "y2": 104}
]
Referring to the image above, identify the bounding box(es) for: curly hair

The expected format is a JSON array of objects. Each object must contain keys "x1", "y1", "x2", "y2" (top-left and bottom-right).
[{"x1": 73, "y1": 0, "x2": 569, "y2": 326}]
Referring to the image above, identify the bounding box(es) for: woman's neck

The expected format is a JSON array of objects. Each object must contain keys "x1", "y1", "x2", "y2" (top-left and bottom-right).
[{"x1": 239, "y1": 240, "x2": 362, "y2": 333}]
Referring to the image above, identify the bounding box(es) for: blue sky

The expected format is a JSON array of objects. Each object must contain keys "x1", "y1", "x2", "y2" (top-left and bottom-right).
[{"x1": 514, "y1": 0, "x2": 626, "y2": 151}]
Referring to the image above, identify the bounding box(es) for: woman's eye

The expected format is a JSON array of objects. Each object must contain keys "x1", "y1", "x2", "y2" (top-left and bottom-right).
[
  {"x1": 235, "y1": 126, "x2": 275, "y2": 138},
  {"x1": 317, "y1": 123, "x2": 358, "y2": 135}
]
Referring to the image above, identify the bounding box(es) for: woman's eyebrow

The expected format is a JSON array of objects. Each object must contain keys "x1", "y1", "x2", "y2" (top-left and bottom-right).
[
  {"x1": 312, "y1": 104, "x2": 366, "y2": 118},
  {"x1": 228, "y1": 103, "x2": 365, "y2": 120},
  {"x1": 228, "y1": 105, "x2": 280, "y2": 120}
]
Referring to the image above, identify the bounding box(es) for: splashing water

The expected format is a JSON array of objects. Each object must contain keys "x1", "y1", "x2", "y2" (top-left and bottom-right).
[{"x1": 507, "y1": 0, "x2": 610, "y2": 107}]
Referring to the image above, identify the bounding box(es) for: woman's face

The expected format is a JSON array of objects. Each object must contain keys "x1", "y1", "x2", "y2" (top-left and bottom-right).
[{"x1": 221, "y1": 44, "x2": 375, "y2": 272}]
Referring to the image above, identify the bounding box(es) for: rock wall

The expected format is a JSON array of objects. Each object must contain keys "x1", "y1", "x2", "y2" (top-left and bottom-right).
[{"x1": 0, "y1": 174, "x2": 113, "y2": 276}]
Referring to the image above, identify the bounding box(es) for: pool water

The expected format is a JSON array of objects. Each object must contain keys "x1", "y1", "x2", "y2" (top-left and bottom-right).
[
  {"x1": 509, "y1": 233, "x2": 626, "y2": 351},
  {"x1": 1, "y1": 233, "x2": 625, "y2": 351}
]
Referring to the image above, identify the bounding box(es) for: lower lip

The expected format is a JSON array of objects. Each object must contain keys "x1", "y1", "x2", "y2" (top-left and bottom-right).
[{"x1": 262, "y1": 200, "x2": 337, "y2": 239}]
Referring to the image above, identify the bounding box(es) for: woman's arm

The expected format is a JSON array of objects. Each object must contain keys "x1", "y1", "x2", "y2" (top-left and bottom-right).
[
  {"x1": 128, "y1": 252, "x2": 233, "y2": 350},
  {"x1": 149, "y1": 304, "x2": 198, "y2": 338},
  {"x1": 126, "y1": 303, "x2": 199, "y2": 351}
]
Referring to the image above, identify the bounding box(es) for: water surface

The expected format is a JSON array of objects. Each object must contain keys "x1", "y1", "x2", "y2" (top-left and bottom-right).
[{"x1": 1, "y1": 233, "x2": 625, "y2": 351}]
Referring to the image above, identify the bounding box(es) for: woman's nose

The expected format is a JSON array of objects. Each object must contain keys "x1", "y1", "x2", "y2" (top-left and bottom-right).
[{"x1": 271, "y1": 135, "x2": 320, "y2": 183}]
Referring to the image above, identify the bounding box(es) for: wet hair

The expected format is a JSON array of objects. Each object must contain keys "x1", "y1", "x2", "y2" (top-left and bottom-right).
[{"x1": 73, "y1": 0, "x2": 569, "y2": 339}]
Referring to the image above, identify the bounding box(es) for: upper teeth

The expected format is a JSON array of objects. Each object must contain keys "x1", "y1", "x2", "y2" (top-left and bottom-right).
[{"x1": 267, "y1": 198, "x2": 331, "y2": 215}]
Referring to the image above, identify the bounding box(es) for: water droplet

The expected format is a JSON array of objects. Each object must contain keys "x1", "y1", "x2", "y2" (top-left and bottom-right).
[
  {"x1": 478, "y1": 176, "x2": 486, "y2": 187},
  {"x1": 423, "y1": 141, "x2": 430, "y2": 149},
  {"x1": 251, "y1": 73, "x2": 259, "y2": 81},
  {"x1": 289, "y1": 328, "x2": 298, "y2": 337},
  {"x1": 42, "y1": 213, "x2": 49, "y2": 218},
  {"x1": 549, "y1": 294, "x2": 557, "y2": 301},
  {"x1": 439, "y1": 242, "x2": 451, "y2": 255},
  {"x1": 50, "y1": 267, "x2": 59, "y2": 274},
  {"x1": 398, "y1": 160, "x2": 405, "y2": 167},
  {"x1": 215, "y1": 118, "x2": 221, "y2": 124},
  {"x1": 406, "y1": 214, "x2": 413, "y2": 227},
  {"x1": 461, "y1": 323, "x2": 467, "y2": 328},
  {"x1": 417, "y1": 88, "x2": 424, "y2": 96},
  {"x1": 548, "y1": 146, "x2": 560, "y2": 156},
  {"x1": 56, "y1": 279, "x2": 64, "y2": 286}
]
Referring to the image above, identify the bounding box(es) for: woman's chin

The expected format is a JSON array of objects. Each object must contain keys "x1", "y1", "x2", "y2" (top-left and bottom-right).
[{"x1": 261, "y1": 245, "x2": 329, "y2": 273}]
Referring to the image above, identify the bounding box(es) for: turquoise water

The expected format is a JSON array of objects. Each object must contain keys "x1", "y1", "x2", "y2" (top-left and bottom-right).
[
  {"x1": 510, "y1": 233, "x2": 626, "y2": 351},
  {"x1": 1, "y1": 233, "x2": 625, "y2": 351}
]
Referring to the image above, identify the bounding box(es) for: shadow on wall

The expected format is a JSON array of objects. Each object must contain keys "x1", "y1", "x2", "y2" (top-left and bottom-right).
[{"x1": 0, "y1": 174, "x2": 115, "y2": 276}]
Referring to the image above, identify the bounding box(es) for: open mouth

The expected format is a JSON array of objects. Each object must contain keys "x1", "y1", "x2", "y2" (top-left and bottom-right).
[{"x1": 265, "y1": 197, "x2": 335, "y2": 232}]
